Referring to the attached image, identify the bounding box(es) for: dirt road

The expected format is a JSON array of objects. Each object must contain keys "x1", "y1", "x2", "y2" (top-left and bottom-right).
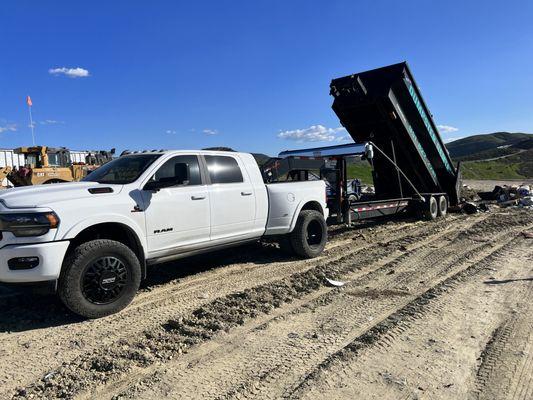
[{"x1": 1, "y1": 209, "x2": 532, "y2": 400}]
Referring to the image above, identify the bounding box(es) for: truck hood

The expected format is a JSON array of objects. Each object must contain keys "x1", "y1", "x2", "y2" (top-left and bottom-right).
[{"x1": 0, "y1": 182, "x2": 123, "y2": 209}]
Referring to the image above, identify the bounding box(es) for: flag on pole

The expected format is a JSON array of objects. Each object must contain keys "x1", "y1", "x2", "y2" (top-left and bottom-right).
[{"x1": 26, "y1": 96, "x2": 36, "y2": 145}]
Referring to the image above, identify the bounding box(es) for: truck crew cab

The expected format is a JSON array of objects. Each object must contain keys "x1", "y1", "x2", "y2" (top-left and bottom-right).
[{"x1": 0, "y1": 150, "x2": 328, "y2": 318}]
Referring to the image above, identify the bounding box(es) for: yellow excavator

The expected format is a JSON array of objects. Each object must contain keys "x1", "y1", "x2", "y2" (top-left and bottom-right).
[
  {"x1": 0, "y1": 166, "x2": 12, "y2": 188},
  {"x1": 5, "y1": 146, "x2": 114, "y2": 187}
]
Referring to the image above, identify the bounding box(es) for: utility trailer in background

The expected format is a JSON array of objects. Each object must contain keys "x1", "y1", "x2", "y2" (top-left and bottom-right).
[
  {"x1": 329, "y1": 62, "x2": 462, "y2": 222},
  {"x1": 275, "y1": 62, "x2": 462, "y2": 224},
  {"x1": 275, "y1": 143, "x2": 412, "y2": 223}
]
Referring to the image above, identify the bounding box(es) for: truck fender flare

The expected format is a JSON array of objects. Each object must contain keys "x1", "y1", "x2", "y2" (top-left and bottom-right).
[
  {"x1": 289, "y1": 198, "x2": 326, "y2": 233},
  {"x1": 60, "y1": 214, "x2": 147, "y2": 254}
]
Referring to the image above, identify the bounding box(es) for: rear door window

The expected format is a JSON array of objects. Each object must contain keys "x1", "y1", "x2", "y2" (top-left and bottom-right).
[{"x1": 205, "y1": 155, "x2": 244, "y2": 184}]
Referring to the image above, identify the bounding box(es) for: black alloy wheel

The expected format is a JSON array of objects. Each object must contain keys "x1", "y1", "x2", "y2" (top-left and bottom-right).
[
  {"x1": 59, "y1": 239, "x2": 141, "y2": 318},
  {"x1": 306, "y1": 219, "x2": 324, "y2": 249},
  {"x1": 82, "y1": 256, "x2": 129, "y2": 305},
  {"x1": 289, "y1": 210, "x2": 328, "y2": 258}
]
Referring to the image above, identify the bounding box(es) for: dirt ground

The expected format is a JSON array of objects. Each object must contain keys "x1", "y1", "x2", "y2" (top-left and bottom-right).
[{"x1": 1, "y1": 209, "x2": 533, "y2": 400}]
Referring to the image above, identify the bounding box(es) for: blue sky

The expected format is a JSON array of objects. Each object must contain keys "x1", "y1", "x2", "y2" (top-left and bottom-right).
[{"x1": 1, "y1": 0, "x2": 532, "y2": 156}]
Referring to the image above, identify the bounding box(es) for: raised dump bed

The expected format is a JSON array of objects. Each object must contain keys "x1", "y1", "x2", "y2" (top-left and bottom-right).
[{"x1": 330, "y1": 62, "x2": 461, "y2": 205}]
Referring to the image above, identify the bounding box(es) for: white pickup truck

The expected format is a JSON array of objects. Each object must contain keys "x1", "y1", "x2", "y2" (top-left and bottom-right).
[{"x1": 0, "y1": 150, "x2": 328, "y2": 317}]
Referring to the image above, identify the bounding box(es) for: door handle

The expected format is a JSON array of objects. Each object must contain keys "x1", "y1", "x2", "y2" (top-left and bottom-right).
[
  {"x1": 241, "y1": 191, "x2": 253, "y2": 196},
  {"x1": 191, "y1": 195, "x2": 206, "y2": 200}
]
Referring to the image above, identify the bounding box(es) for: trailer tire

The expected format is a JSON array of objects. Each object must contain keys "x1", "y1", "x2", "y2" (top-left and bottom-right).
[
  {"x1": 289, "y1": 210, "x2": 327, "y2": 259},
  {"x1": 58, "y1": 239, "x2": 141, "y2": 319},
  {"x1": 422, "y1": 196, "x2": 439, "y2": 221},
  {"x1": 438, "y1": 195, "x2": 448, "y2": 217}
]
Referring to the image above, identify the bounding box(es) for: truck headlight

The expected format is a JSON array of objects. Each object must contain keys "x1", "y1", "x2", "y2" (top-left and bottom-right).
[{"x1": 0, "y1": 212, "x2": 60, "y2": 237}]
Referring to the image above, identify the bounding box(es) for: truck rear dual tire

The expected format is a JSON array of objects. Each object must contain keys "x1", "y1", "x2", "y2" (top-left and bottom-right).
[
  {"x1": 420, "y1": 195, "x2": 447, "y2": 220},
  {"x1": 58, "y1": 239, "x2": 141, "y2": 319},
  {"x1": 437, "y1": 195, "x2": 448, "y2": 217},
  {"x1": 422, "y1": 196, "x2": 439, "y2": 221},
  {"x1": 280, "y1": 210, "x2": 327, "y2": 259}
]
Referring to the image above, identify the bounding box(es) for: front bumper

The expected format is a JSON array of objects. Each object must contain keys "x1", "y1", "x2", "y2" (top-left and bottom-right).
[{"x1": 0, "y1": 241, "x2": 70, "y2": 283}]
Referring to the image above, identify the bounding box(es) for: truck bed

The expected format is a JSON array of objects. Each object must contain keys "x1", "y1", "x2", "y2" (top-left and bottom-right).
[{"x1": 264, "y1": 180, "x2": 327, "y2": 235}]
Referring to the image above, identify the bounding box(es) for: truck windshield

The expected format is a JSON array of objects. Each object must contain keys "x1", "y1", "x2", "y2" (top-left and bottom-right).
[{"x1": 83, "y1": 154, "x2": 161, "y2": 184}]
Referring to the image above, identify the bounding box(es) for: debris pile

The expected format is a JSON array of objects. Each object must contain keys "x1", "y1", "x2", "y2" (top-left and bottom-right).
[
  {"x1": 461, "y1": 183, "x2": 532, "y2": 214},
  {"x1": 460, "y1": 185, "x2": 480, "y2": 202}
]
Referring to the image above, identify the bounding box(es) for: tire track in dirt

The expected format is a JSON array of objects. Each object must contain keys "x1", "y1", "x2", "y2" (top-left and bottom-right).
[
  {"x1": 151, "y1": 213, "x2": 530, "y2": 400},
  {"x1": 472, "y1": 262, "x2": 533, "y2": 400},
  {"x1": 8, "y1": 217, "x2": 481, "y2": 394},
  {"x1": 72, "y1": 212, "x2": 532, "y2": 400},
  {"x1": 2, "y1": 215, "x2": 458, "y2": 399},
  {"x1": 287, "y1": 229, "x2": 533, "y2": 400},
  {"x1": 292, "y1": 237, "x2": 533, "y2": 400}
]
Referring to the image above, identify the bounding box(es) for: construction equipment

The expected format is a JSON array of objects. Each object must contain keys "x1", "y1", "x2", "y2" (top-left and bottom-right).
[
  {"x1": 6, "y1": 146, "x2": 114, "y2": 187},
  {"x1": 0, "y1": 167, "x2": 12, "y2": 188}
]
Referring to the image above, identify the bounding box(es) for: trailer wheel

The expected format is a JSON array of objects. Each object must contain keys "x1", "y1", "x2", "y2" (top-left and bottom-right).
[
  {"x1": 58, "y1": 239, "x2": 141, "y2": 318},
  {"x1": 289, "y1": 210, "x2": 327, "y2": 259},
  {"x1": 422, "y1": 196, "x2": 439, "y2": 221},
  {"x1": 438, "y1": 195, "x2": 448, "y2": 217}
]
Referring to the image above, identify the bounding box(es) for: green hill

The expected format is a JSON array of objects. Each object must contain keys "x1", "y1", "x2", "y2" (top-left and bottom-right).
[
  {"x1": 458, "y1": 149, "x2": 532, "y2": 180},
  {"x1": 345, "y1": 132, "x2": 533, "y2": 183},
  {"x1": 445, "y1": 132, "x2": 533, "y2": 180},
  {"x1": 446, "y1": 132, "x2": 532, "y2": 159}
]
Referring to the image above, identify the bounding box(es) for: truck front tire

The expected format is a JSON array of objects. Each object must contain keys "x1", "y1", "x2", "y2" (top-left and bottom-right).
[
  {"x1": 288, "y1": 210, "x2": 327, "y2": 259},
  {"x1": 58, "y1": 239, "x2": 141, "y2": 319}
]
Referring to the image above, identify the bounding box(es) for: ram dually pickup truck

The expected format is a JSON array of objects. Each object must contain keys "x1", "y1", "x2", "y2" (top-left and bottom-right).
[{"x1": 0, "y1": 150, "x2": 328, "y2": 318}]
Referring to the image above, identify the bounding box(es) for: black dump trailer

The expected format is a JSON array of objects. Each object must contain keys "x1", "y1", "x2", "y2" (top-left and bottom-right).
[{"x1": 330, "y1": 62, "x2": 461, "y2": 213}]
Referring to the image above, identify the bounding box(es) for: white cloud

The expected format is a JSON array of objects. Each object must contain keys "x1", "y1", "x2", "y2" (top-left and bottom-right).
[
  {"x1": 49, "y1": 67, "x2": 90, "y2": 78},
  {"x1": 40, "y1": 119, "x2": 64, "y2": 125},
  {"x1": 165, "y1": 129, "x2": 177, "y2": 134},
  {"x1": 203, "y1": 129, "x2": 218, "y2": 135},
  {"x1": 0, "y1": 123, "x2": 17, "y2": 133},
  {"x1": 437, "y1": 124, "x2": 459, "y2": 133},
  {"x1": 335, "y1": 135, "x2": 353, "y2": 142},
  {"x1": 277, "y1": 125, "x2": 349, "y2": 142}
]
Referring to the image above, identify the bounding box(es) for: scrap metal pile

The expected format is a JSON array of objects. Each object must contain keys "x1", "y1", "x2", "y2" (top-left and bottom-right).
[{"x1": 460, "y1": 183, "x2": 532, "y2": 213}]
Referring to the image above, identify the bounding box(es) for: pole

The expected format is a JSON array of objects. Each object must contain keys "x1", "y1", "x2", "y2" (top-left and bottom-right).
[{"x1": 28, "y1": 103, "x2": 35, "y2": 146}]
